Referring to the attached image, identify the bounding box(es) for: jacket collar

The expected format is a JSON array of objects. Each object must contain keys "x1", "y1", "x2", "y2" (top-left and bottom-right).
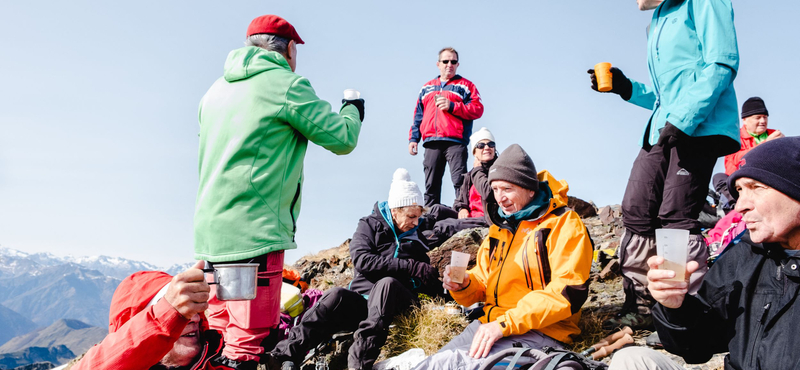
[
  {"x1": 486, "y1": 181, "x2": 555, "y2": 232},
  {"x1": 435, "y1": 74, "x2": 463, "y2": 84}
]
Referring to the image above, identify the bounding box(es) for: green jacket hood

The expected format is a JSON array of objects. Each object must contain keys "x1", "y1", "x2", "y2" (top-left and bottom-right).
[{"x1": 223, "y1": 46, "x2": 290, "y2": 82}]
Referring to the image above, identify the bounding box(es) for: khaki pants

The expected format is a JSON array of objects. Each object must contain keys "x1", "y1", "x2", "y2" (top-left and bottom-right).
[
  {"x1": 608, "y1": 347, "x2": 683, "y2": 370},
  {"x1": 619, "y1": 232, "x2": 708, "y2": 314}
]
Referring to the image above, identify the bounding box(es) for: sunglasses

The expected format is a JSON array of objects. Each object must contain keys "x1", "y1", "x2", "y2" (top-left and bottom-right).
[
  {"x1": 439, "y1": 60, "x2": 459, "y2": 65},
  {"x1": 476, "y1": 141, "x2": 496, "y2": 149}
]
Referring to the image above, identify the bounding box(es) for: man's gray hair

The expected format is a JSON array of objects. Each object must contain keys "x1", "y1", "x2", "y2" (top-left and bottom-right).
[{"x1": 245, "y1": 34, "x2": 289, "y2": 54}]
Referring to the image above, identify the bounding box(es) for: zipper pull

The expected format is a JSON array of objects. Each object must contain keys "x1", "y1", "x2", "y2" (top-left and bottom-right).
[{"x1": 760, "y1": 303, "x2": 771, "y2": 324}]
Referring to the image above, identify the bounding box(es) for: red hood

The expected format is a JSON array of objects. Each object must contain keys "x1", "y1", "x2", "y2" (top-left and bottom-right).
[{"x1": 108, "y1": 271, "x2": 173, "y2": 333}]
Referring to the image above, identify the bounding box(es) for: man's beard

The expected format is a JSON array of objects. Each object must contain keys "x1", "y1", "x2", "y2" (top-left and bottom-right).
[{"x1": 159, "y1": 338, "x2": 202, "y2": 368}]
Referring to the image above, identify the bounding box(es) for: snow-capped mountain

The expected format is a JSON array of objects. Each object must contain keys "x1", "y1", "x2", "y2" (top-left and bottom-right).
[{"x1": 0, "y1": 247, "x2": 163, "y2": 280}]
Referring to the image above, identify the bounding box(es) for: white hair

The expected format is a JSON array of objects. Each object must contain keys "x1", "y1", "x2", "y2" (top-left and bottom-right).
[{"x1": 245, "y1": 34, "x2": 289, "y2": 54}]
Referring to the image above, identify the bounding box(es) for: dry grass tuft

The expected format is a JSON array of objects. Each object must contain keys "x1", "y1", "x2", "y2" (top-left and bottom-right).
[
  {"x1": 381, "y1": 297, "x2": 469, "y2": 359},
  {"x1": 569, "y1": 307, "x2": 614, "y2": 352}
]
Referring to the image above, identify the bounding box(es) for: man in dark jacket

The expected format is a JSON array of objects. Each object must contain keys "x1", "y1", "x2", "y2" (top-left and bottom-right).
[
  {"x1": 423, "y1": 127, "x2": 497, "y2": 247},
  {"x1": 608, "y1": 136, "x2": 800, "y2": 370},
  {"x1": 269, "y1": 168, "x2": 440, "y2": 370}
]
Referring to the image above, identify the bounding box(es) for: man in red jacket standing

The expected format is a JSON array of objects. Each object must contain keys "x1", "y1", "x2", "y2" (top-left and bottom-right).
[
  {"x1": 70, "y1": 262, "x2": 229, "y2": 370},
  {"x1": 408, "y1": 47, "x2": 484, "y2": 207}
]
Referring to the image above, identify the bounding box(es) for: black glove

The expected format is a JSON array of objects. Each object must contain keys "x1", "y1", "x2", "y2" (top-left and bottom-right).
[
  {"x1": 587, "y1": 67, "x2": 633, "y2": 101},
  {"x1": 409, "y1": 261, "x2": 440, "y2": 287},
  {"x1": 342, "y1": 98, "x2": 365, "y2": 122},
  {"x1": 656, "y1": 122, "x2": 685, "y2": 148}
]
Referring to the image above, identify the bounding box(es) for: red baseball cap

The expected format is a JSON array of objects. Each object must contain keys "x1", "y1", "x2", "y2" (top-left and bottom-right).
[{"x1": 246, "y1": 15, "x2": 305, "y2": 44}]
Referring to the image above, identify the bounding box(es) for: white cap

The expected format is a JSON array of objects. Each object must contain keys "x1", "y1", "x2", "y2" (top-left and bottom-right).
[
  {"x1": 469, "y1": 127, "x2": 496, "y2": 153},
  {"x1": 387, "y1": 168, "x2": 423, "y2": 209}
]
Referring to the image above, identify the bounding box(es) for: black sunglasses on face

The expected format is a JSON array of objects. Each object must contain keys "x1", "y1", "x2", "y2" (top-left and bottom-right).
[
  {"x1": 476, "y1": 141, "x2": 496, "y2": 149},
  {"x1": 440, "y1": 60, "x2": 458, "y2": 64}
]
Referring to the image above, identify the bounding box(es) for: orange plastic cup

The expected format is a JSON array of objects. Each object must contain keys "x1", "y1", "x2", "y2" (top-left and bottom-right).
[{"x1": 594, "y1": 62, "x2": 613, "y2": 92}]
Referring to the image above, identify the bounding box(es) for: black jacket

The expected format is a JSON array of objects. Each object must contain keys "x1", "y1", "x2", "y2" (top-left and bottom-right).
[
  {"x1": 348, "y1": 202, "x2": 437, "y2": 296},
  {"x1": 654, "y1": 231, "x2": 800, "y2": 369},
  {"x1": 453, "y1": 157, "x2": 496, "y2": 218}
]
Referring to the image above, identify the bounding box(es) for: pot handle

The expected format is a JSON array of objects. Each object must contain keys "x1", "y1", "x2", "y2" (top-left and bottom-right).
[{"x1": 202, "y1": 265, "x2": 220, "y2": 285}]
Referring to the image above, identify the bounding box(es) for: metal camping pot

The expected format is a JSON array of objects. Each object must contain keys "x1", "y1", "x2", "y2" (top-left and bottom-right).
[{"x1": 204, "y1": 263, "x2": 259, "y2": 301}]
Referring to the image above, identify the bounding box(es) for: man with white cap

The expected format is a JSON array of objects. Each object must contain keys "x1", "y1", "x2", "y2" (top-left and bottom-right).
[
  {"x1": 70, "y1": 262, "x2": 228, "y2": 370},
  {"x1": 194, "y1": 14, "x2": 363, "y2": 368},
  {"x1": 268, "y1": 169, "x2": 440, "y2": 370}
]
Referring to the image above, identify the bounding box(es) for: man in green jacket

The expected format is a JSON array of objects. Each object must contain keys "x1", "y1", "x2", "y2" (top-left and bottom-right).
[{"x1": 194, "y1": 15, "x2": 363, "y2": 370}]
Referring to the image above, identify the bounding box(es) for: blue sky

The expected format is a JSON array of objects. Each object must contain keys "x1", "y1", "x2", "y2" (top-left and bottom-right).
[{"x1": 1, "y1": 1, "x2": 798, "y2": 267}]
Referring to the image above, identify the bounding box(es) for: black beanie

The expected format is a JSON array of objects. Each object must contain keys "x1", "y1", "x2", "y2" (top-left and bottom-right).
[
  {"x1": 741, "y1": 97, "x2": 769, "y2": 119},
  {"x1": 488, "y1": 144, "x2": 539, "y2": 191},
  {"x1": 728, "y1": 136, "x2": 800, "y2": 202}
]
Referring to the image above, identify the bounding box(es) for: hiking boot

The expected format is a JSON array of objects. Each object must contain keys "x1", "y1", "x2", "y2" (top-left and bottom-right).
[
  {"x1": 211, "y1": 355, "x2": 260, "y2": 370},
  {"x1": 259, "y1": 353, "x2": 291, "y2": 370},
  {"x1": 645, "y1": 331, "x2": 664, "y2": 349},
  {"x1": 602, "y1": 311, "x2": 654, "y2": 331}
]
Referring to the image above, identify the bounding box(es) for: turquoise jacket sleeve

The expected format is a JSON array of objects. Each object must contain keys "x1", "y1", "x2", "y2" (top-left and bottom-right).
[
  {"x1": 664, "y1": 0, "x2": 739, "y2": 136},
  {"x1": 284, "y1": 76, "x2": 362, "y2": 155},
  {"x1": 627, "y1": 78, "x2": 657, "y2": 111}
]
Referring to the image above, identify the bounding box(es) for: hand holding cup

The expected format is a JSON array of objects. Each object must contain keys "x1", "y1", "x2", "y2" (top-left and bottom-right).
[
  {"x1": 443, "y1": 265, "x2": 470, "y2": 292},
  {"x1": 435, "y1": 95, "x2": 450, "y2": 111},
  {"x1": 166, "y1": 260, "x2": 210, "y2": 319},
  {"x1": 647, "y1": 256, "x2": 699, "y2": 309}
]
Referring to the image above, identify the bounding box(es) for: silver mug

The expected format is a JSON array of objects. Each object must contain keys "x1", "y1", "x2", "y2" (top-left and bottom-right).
[{"x1": 203, "y1": 262, "x2": 259, "y2": 301}]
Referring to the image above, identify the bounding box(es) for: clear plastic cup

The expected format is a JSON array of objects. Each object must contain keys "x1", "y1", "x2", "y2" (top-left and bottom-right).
[
  {"x1": 449, "y1": 251, "x2": 470, "y2": 284},
  {"x1": 343, "y1": 89, "x2": 361, "y2": 100},
  {"x1": 594, "y1": 62, "x2": 613, "y2": 92},
  {"x1": 655, "y1": 229, "x2": 689, "y2": 281}
]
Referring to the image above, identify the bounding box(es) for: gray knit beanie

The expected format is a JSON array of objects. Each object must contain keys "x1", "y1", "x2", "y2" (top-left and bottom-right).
[{"x1": 488, "y1": 144, "x2": 539, "y2": 191}]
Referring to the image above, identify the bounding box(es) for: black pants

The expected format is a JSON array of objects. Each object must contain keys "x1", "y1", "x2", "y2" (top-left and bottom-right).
[
  {"x1": 270, "y1": 277, "x2": 416, "y2": 370},
  {"x1": 423, "y1": 141, "x2": 468, "y2": 207},
  {"x1": 619, "y1": 140, "x2": 716, "y2": 313},
  {"x1": 421, "y1": 204, "x2": 489, "y2": 248},
  {"x1": 621, "y1": 141, "x2": 717, "y2": 235}
]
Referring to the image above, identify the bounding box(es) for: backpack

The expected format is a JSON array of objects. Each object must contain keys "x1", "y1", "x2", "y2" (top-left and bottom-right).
[{"x1": 479, "y1": 346, "x2": 608, "y2": 370}]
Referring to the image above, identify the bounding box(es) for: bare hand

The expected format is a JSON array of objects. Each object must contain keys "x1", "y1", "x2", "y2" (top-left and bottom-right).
[
  {"x1": 165, "y1": 261, "x2": 210, "y2": 319},
  {"x1": 458, "y1": 209, "x2": 470, "y2": 219},
  {"x1": 646, "y1": 256, "x2": 699, "y2": 309},
  {"x1": 443, "y1": 265, "x2": 470, "y2": 292},
  {"x1": 472, "y1": 156, "x2": 481, "y2": 169},
  {"x1": 766, "y1": 130, "x2": 784, "y2": 141},
  {"x1": 408, "y1": 142, "x2": 418, "y2": 156},
  {"x1": 435, "y1": 96, "x2": 450, "y2": 111},
  {"x1": 468, "y1": 322, "x2": 503, "y2": 358}
]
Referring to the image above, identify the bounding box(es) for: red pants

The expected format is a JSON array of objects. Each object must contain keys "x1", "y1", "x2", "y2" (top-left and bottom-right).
[{"x1": 207, "y1": 251, "x2": 284, "y2": 362}]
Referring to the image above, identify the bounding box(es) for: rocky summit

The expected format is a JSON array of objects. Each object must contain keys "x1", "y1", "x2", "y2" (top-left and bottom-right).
[{"x1": 291, "y1": 200, "x2": 726, "y2": 370}]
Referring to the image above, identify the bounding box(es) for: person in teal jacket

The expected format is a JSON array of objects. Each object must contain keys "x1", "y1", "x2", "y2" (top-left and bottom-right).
[
  {"x1": 194, "y1": 15, "x2": 363, "y2": 370},
  {"x1": 588, "y1": 0, "x2": 740, "y2": 332}
]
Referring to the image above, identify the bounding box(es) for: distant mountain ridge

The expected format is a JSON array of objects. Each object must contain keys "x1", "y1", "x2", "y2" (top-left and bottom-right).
[
  {"x1": 0, "y1": 319, "x2": 106, "y2": 359},
  {"x1": 0, "y1": 246, "x2": 196, "y2": 331},
  {"x1": 0, "y1": 305, "x2": 37, "y2": 348},
  {"x1": 0, "y1": 345, "x2": 73, "y2": 369},
  {"x1": 0, "y1": 247, "x2": 181, "y2": 280}
]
